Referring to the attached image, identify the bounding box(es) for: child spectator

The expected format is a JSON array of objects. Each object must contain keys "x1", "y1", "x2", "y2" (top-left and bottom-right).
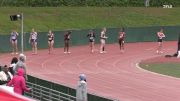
[{"x1": 7, "y1": 68, "x2": 31, "y2": 95}]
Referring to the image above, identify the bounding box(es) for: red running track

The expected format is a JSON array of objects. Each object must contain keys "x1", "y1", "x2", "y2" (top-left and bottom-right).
[{"x1": 1, "y1": 41, "x2": 180, "y2": 101}]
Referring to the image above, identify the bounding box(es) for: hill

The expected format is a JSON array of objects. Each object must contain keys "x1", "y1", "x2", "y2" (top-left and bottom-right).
[{"x1": 0, "y1": 7, "x2": 180, "y2": 34}]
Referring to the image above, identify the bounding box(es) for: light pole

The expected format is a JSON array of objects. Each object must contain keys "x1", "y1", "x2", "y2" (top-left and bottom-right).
[{"x1": 21, "y1": 13, "x2": 24, "y2": 53}]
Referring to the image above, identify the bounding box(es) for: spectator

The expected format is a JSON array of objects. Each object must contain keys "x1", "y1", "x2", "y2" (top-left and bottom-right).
[
  {"x1": 76, "y1": 74, "x2": 88, "y2": 101},
  {"x1": 9, "y1": 57, "x2": 18, "y2": 75},
  {"x1": 7, "y1": 68, "x2": 31, "y2": 95},
  {"x1": 0, "y1": 65, "x2": 13, "y2": 85},
  {"x1": 14, "y1": 54, "x2": 27, "y2": 80}
]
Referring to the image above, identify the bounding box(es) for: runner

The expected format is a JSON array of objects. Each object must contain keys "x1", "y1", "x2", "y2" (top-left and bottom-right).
[
  {"x1": 87, "y1": 30, "x2": 95, "y2": 53},
  {"x1": 48, "y1": 30, "x2": 54, "y2": 54},
  {"x1": 29, "y1": 28, "x2": 38, "y2": 54},
  {"x1": 100, "y1": 28, "x2": 108, "y2": 53},
  {"x1": 156, "y1": 28, "x2": 165, "y2": 54},
  {"x1": 64, "y1": 31, "x2": 71, "y2": 54},
  {"x1": 118, "y1": 28, "x2": 126, "y2": 52},
  {"x1": 10, "y1": 30, "x2": 19, "y2": 54}
]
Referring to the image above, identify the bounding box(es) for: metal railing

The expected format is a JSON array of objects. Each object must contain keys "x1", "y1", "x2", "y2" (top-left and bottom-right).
[{"x1": 25, "y1": 82, "x2": 76, "y2": 101}]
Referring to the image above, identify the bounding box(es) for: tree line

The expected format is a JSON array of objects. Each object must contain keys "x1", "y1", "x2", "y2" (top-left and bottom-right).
[{"x1": 0, "y1": 0, "x2": 179, "y2": 7}]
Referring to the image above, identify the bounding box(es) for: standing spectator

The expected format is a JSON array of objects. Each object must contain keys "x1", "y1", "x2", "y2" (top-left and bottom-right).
[
  {"x1": 7, "y1": 68, "x2": 31, "y2": 95},
  {"x1": 14, "y1": 54, "x2": 27, "y2": 80},
  {"x1": 9, "y1": 57, "x2": 18, "y2": 75},
  {"x1": 64, "y1": 31, "x2": 71, "y2": 54},
  {"x1": 76, "y1": 74, "x2": 87, "y2": 101},
  {"x1": 118, "y1": 28, "x2": 126, "y2": 52},
  {"x1": 0, "y1": 65, "x2": 13, "y2": 85},
  {"x1": 10, "y1": 29, "x2": 19, "y2": 54},
  {"x1": 156, "y1": 28, "x2": 165, "y2": 54},
  {"x1": 100, "y1": 27, "x2": 108, "y2": 53},
  {"x1": 29, "y1": 28, "x2": 38, "y2": 54},
  {"x1": 144, "y1": 0, "x2": 150, "y2": 7},
  {"x1": 48, "y1": 30, "x2": 54, "y2": 54},
  {"x1": 87, "y1": 30, "x2": 95, "y2": 53}
]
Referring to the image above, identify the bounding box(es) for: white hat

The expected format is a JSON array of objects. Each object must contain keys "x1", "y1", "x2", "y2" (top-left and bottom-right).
[{"x1": 19, "y1": 53, "x2": 26, "y2": 62}]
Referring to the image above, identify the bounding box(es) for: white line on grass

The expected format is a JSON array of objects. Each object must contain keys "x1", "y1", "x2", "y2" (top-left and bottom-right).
[{"x1": 136, "y1": 62, "x2": 180, "y2": 81}]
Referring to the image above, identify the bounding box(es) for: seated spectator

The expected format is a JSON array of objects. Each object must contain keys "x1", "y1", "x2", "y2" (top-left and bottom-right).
[
  {"x1": 0, "y1": 65, "x2": 13, "y2": 85},
  {"x1": 9, "y1": 57, "x2": 18, "y2": 75},
  {"x1": 7, "y1": 68, "x2": 31, "y2": 95},
  {"x1": 14, "y1": 54, "x2": 27, "y2": 80}
]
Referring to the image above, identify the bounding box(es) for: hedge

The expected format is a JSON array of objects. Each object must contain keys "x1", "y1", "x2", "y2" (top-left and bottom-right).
[{"x1": 0, "y1": 0, "x2": 180, "y2": 7}]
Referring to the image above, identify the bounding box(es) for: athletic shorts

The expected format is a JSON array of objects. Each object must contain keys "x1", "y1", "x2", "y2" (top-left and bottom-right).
[
  {"x1": 158, "y1": 39, "x2": 163, "y2": 42},
  {"x1": 119, "y1": 39, "x2": 124, "y2": 45},
  {"x1": 100, "y1": 39, "x2": 105, "y2": 44},
  {"x1": 48, "y1": 40, "x2": 53, "y2": 43},
  {"x1": 11, "y1": 39, "x2": 17, "y2": 42},
  {"x1": 31, "y1": 39, "x2": 37, "y2": 43},
  {"x1": 89, "y1": 39, "x2": 95, "y2": 42}
]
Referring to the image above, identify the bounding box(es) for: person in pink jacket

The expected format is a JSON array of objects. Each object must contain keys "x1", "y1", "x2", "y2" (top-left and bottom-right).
[{"x1": 7, "y1": 68, "x2": 30, "y2": 95}]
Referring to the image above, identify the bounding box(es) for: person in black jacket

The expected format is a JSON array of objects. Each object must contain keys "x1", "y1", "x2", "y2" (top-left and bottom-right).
[{"x1": 177, "y1": 33, "x2": 180, "y2": 58}]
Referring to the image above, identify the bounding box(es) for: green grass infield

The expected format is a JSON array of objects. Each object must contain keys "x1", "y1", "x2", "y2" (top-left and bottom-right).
[{"x1": 139, "y1": 63, "x2": 180, "y2": 78}]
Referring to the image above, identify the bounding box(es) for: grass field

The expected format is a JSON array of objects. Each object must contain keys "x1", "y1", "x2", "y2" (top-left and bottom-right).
[
  {"x1": 140, "y1": 63, "x2": 180, "y2": 78},
  {"x1": 0, "y1": 7, "x2": 180, "y2": 34}
]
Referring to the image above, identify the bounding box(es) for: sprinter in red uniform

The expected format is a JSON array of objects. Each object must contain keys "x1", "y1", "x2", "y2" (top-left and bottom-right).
[
  {"x1": 64, "y1": 31, "x2": 71, "y2": 54},
  {"x1": 118, "y1": 28, "x2": 126, "y2": 52}
]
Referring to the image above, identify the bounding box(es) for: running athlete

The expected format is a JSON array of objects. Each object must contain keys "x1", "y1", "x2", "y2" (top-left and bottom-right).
[
  {"x1": 48, "y1": 30, "x2": 54, "y2": 54},
  {"x1": 29, "y1": 28, "x2": 38, "y2": 54},
  {"x1": 10, "y1": 30, "x2": 19, "y2": 54},
  {"x1": 157, "y1": 28, "x2": 165, "y2": 54},
  {"x1": 100, "y1": 28, "x2": 108, "y2": 53},
  {"x1": 87, "y1": 30, "x2": 95, "y2": 53},
  {"x1": 118, "y1": 28, "x2": 126, "y2": 52},
  {"x1": 64, "y1": 31, "x2": 71, "y2": 54}
]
